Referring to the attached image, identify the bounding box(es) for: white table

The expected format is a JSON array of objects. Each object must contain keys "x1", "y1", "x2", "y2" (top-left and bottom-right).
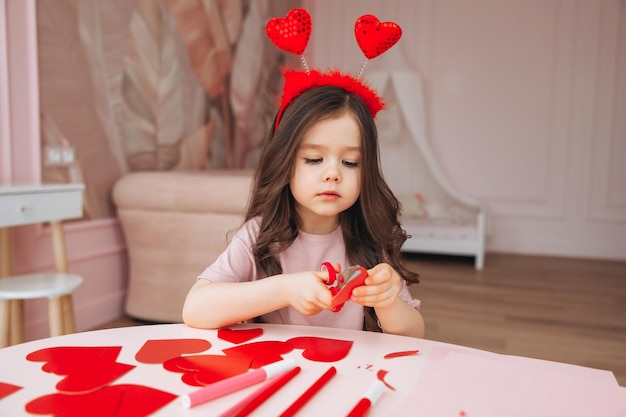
[
  {"x1": 0, "y1": 323, "x2": 624, "y2": 416},
  {"x1": 0, "y1": 184, "x2": 83, "y2": 228}
]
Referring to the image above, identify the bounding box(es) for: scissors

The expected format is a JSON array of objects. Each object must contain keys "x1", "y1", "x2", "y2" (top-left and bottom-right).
[{"x1": 321, "y1": 262, "x2": 369, "y2": 312}]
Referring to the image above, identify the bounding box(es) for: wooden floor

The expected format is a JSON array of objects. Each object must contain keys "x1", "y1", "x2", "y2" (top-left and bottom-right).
[
  {"x1": 404, "y1": 252, "x2": 626, "y2": 386},
  {"x1": 95, "y1": 253, "x2": 626, "y2": 386}
]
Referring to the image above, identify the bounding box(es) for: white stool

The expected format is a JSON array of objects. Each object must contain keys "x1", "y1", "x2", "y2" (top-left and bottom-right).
[{"x1": 0, "y1": 184, "x2": 84, "y2": 347}]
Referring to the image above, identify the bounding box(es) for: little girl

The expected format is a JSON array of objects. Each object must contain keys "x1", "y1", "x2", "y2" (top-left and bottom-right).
[{"x1": 183, "y1": 80, "x2": 425, "y2": 338}]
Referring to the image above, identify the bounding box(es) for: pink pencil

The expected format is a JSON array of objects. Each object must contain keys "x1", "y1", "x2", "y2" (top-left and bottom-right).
[
  {"x1": 218, "y1": 366, "x2": 301, "y2": 417},
  {"x1": 279, "y1": 366, "x2": 337, "y2": 417},
  {"x1": 180, "y1": 358, "x2": 296, "y2": 408},
  {"x1": 346, "y1": 380, "x2": 386, "y2": 417}
]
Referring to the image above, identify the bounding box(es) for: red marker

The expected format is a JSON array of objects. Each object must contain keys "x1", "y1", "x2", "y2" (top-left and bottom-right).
[
  {"x1": 279, "y1": 366, "x2": 337, "y2": 417},
  {"x1": 218, "y1": 366, "x2": 301, "y2": 417},
  {"x1": 346, "y1": 380, "x2": 386, "y2": 417}
]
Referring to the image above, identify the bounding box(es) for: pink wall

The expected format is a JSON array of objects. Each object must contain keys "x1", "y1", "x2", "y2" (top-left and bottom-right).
[
  {"x1": 1, "y1": 0, "x2": 128, "y2": 341},
  {"x1": 307, "y1": 0, "x2": 626, "y2": 260}
]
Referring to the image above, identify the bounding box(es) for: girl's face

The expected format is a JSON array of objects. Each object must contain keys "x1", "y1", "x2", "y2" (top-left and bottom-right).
[{"x1": 290, "y1": 112, "x2": 362, "y2": 234}]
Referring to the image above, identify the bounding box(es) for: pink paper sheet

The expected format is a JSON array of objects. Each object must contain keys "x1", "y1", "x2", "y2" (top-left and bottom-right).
[{"x1": 393, "y1": 347, "x2": 626, "y2": 416}]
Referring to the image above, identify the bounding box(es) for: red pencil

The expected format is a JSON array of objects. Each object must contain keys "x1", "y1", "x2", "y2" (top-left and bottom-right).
[
  {"x1": 279, "y1": 366, "x2": 337, "y2": 417},
  {"x1": 218, "y1": 366, "x2": 301, "y2": 417}
]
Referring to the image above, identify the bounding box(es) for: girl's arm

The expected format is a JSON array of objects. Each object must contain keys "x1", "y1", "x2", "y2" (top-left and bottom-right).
[
  {"x1": 182, "y1": 272, "x2": 332, "y2": 329},
  {"x1": 350, "y1": 263, "x2": 425, "y2": 338},
  {"x1": 373, "y1": 297, "x2": 425, "y2": 338}
]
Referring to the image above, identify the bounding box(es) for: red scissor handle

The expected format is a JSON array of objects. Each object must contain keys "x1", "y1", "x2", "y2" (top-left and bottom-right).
[{"x1": 320, "y1": 262, "x2": 337, "y2": 285}]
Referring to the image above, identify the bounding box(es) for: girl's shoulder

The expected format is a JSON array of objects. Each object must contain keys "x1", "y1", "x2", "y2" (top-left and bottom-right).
[
  {"x1": 232, "y1": 217, "x2": 262, "y2": 243},
  {"x1": 241, "y1": 217, "x2": 261, "y2": 232}
]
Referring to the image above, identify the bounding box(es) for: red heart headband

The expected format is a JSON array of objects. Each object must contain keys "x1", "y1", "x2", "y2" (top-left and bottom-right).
[{"x1": 266, "y1": 9, "x2": 402, "y2": 130}]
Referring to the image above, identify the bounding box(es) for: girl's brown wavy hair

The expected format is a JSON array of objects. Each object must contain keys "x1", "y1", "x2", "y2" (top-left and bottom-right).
[{"x1": 245, "y1": 85, "x2": 419, "y2": 288}]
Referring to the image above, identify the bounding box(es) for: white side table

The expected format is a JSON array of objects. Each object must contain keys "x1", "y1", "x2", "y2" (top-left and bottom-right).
[{"x1": 0, "y1": 183, "x2": 84, "y2": 347}]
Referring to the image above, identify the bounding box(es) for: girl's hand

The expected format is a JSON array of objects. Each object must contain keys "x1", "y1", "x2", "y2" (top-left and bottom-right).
[
  {"x1": 283, "y1": 271, "x2": 333, "y2": 315},
  {"x1": 350, "y1": 263, "x2": 401, "y2": 309}
]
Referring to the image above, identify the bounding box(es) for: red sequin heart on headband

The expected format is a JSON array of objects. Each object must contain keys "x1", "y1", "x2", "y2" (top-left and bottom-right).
[
  {"x1": 265, "y1": 8, "x2": 312, "y2": 55},
  {"x1": 355, "y1": 15, "x2": 402, "y2": 59}
]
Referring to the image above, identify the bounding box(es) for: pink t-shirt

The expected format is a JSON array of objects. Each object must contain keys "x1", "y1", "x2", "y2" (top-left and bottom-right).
[{"x1": 198, "y1": 218, "x2": 420, "y2": 330}]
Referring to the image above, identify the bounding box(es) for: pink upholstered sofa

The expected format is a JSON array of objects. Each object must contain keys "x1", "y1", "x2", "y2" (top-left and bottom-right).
[{"x1": 112, "y1": 170, "x2": 253, "y2": 322}]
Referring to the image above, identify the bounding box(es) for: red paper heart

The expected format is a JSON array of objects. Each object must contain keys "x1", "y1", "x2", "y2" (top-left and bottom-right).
[
  {"x1": 354, "y1": 14, "x2": 402, "y2": 59},
  {"x1": 218, "y1": 328, "x2": 263, "y2": 344},
  {"x1": 25, "y1": 384, "x2": 176, "y2": 417},
  {"x1": 223, "y1": 341, "x2": 292, "y2": 368},
  {"x1": 163, "y1": 354, "x2": 252, "y2": 387},
  {"x1": 286, "y1": 337, "x2": 353, "y2": 362},
  {"x1": 26, "y1": 346, "x2": 135, "y2": 394},
  {"x1": 0, "y1": 382, "x2": 21, "y2": 400},
  {"x1": 330, "y1": 266, "x2": 368, "y2": 311},
  {"x1": 266, "y1": 8, "x2": 312, "y2": 55},
  {"x1": 135, "y1": 339, "x2": 211, "y2": 364}
]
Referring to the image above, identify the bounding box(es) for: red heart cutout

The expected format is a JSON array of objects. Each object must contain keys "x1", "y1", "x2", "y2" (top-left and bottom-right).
[
  {"x1": 25, "y1": 384, "x2": 176, "y2": 417},
  {"x1": 330, "y1": 266, "x2": 368, "y2": 310},
  {"x1": 223, "y1": 341, "x2": 292, "y2": 368},
  {"x1": 354, "y1": 14, "x2": 402, "y2": 59},
  {"x1": 0, "y1": 382, "x2": 21, "y2": 400},
  {"x1": 286, "y1": 337, "x2": 353, "y2": 362},
  {"x1": 26, "y1": 346, "x2": 135, "y2": 394},
  {"x1": 135, "y1": 339, "x2": 211, "y2": 364},
  {"x1": 266, "y1": 8, "x2": 312, "y2": 55},
  {"x1": 163, "y1": 354, "x2": 252, "y2": 387},
  {"x1": 218, "y1": 328, "x2": 263, "y2": 344}
]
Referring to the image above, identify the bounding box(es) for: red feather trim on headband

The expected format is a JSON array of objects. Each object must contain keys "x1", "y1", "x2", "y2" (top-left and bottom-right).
[{"x1": 275, "y1": 68, "x2": 385, "y2": 130}]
